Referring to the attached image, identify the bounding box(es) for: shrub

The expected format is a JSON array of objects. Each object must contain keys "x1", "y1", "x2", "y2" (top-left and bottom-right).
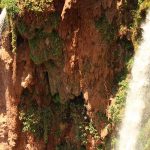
[
  {"x1": 29, "y1": 30, "x2": 63, "y2": 65},
  {"x1": 72, "y1": 105, "x2": 100, "y2": 145},
  {"x1": 109, "y1": 56, "x2": 133, "y2": 125},
  {"x1": 1, "y1": 0, "x2": 19, "y2": 16},
  {"x1": 19, "y1": 102, "x2": 52, "y2": 143},
  {"x1": 19, "y1": 0, "x2": 54, "y2": 12},
  {"x1": 131, "y1": 0, "x2": 150, "y2": 50},
  {"x1": 95, "y1": 15, "x2": 117, "y2": 41}
]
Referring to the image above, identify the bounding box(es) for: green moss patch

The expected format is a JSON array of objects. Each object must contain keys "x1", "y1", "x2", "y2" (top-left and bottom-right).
[
  {"x1": 95, "y1": 15, "x2": 117, "y2": 42},
  {"x1": 131, "y1": 0, "x2": 150, "y2": 50},
  {"x1": 29, "y1": 30, "x2": 63, "y2": 65},
  {"x1": 19, "y1": 0, "x2": 54, "y2": 12},
  {"x1": 0, "y1": 0, "x2": 54, "y2": 16},
  {"x1": 1, "y1": 0, "x2": 19, "y2": 16},
  {"x1": 19, "y1": 102, "x2": 52, "y2": 143},
  {"x1": 19, "y1": 92, "x2": 100, "y2": 147}
]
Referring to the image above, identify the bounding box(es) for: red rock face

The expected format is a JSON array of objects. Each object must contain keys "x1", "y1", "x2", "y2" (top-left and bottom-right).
[
  {"x1": 0, "y1": 0, "x2": 134, "y2": 149},
  {"x1": 58, "y1": 0, "x2": 125, "y2": 119}
]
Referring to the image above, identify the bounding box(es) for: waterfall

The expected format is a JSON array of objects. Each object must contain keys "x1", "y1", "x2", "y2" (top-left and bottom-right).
[
  {"x1": 0, "y1": 8, "x2": 7, "y2": 35},
  {"x1": 118, "y1": 9, "x2": 150, "y2": 150}
]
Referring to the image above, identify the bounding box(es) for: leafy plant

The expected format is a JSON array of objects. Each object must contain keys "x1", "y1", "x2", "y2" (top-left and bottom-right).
[
  {"x1": 76, "y1": 120, "x2": 100, "y2": 145},
  {"x1": 48, "y1": 12, "x2": 60, "y2": 30},
  {"x1": 138, "y1": 0, "x2": 144, "y2": 5},
  {"x1": 17, "y1": 21, "x2": 28, "y2": 36},
  {"x1": 109, "y1": 77, "x2": 129, "y2": 124},
  {"x1": 29, "y1": 30, "x2": 63, "y2": 65},
  {"x1": 21, "y1": 0, "x2": 54, "y2": 12},
  {"x1": 52, "y1": 93, "x2": 61, "y2": 104},
  {"x1": 109, "y1": 54, "x2": 133, "y2": 125},
  {"x1": 49, "y1": 31, "x2": 63, "y2": 56},
  {"x1": 19, "y1": 102, "x2": 52, "y2": 143},
  {"x1": 97, "y1": 111, "x2": 108, "y2": 122},
  {"x1": 1, "y1": 0, "x2": 19, "y2": 16},
  {"x1": 131, "y1": 0, "x2": 150, "y2": 50},
  {"x1": 95, "y1": 15, "x2": 117, "y2": 41}
]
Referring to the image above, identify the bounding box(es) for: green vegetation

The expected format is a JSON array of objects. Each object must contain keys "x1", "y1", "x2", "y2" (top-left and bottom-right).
[
  {"x1": 17, "y1": 20, "x2": 36, "y2": 39},
  {"x1": 16, "y1": 11, "x2": 60, "y2": 37},
  {"x1": 1, "y1": 0, "x2": 19, "y2": 16},
  {"x1": 97, "y1": 111, "x2": 107, "y2": 122},
  {"x1": 0, "y1": 0, "x2": 54, "y2": 15},
  {"x1": 19, "y1": 91, "x2": 100, "y2": 147},
  {"x1": 138, "y1": 0, "x2": 145, "y2": 5},
  {"x1": 49, "y1": 31, "x2": 63, "y2": 56},
  {"x1": 11, "y1": 27, "x2": 17, "y2": 53},
  {"x1": 109, "y1": 56, "x2": 133, "y2": 125},
  {"x1": 131, "y1": 0, "x2": 150, "y2": 49},
  {"x1": 17, "y1": 22, "x2": 26, "y2": 35},
  {"x1": 29, "y1": 30, "x2": 63, "y2": 65},
  {"x1": 105, "y1": 54, "x2": 134, "y2": 149},
  {"x1": 104, "y1": 76, "x2": 129, "y2": 148},
  {"x1": 63, "y1": 98, "x2": 100, "y2": 146},
  {"x1": 1, "y1": 0, "x2": 61, "y2": 57},
  {"x1": 67, "y1": 99, "x2": 100, "y2": 146},
  {"x1": 0, "y1": 0, "x2": 19, "y2": 53},
  {"x1": 95, "y1": 15, "x2": 117, "y2": 41},
  {"x1": 4, "y1": 0, "x2": 149, "y2": 149},
  {"x1": 52, "y1": 93, "x2": 61, "y2": 104},
  {"x1": 9, "y1": 17, "x2": 17, "y2": 53},
  {"x1": 48, "y1": 12, "x2": 60, "y2": 30},
  {"x1": 19, "y1": 102, "x2": 52, "y2": 143},
  {"x1": 19, "y1": 0, "x2": 54, "y2": 12},
  {"x1": 114, "y1": 1, "x2": 149, "y2": 111},
  {"x1": 77, "y1": 120, "x2": 100, "y2": 145},
  {"x1": 109, "y1": 78, "x2": 128, "y2": 124}
]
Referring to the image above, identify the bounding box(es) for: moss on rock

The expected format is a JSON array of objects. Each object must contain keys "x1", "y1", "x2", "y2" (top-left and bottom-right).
[
  {"x1": 29, "y1": 30, "x2": 63, "y2": 65},
  {"x1": 131, "y1": 0, "x2": 150, "y2": 50},
  {"x1": 95, "y1": 15, "x2": 117, "y2": 42}
]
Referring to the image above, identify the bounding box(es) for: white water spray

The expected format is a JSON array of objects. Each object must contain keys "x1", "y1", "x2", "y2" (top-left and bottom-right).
[
  {"x1": 118, "y1": 10, "x2": 150, "y2": 150},
  {"x1": 0, "y1": 8, "x2": 7, "y2": 35}
]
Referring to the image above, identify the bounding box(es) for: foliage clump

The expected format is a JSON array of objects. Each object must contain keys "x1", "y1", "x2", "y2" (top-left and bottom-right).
[
  {"x1": 17, "y1": 21, "x2": 31, "y2": 37},
  {"x1": 95, "y1": 15, "x2": 117, "y2": 42},
  {"x1": 0, "y1": 0, "x2": 54, "y2": 15},
  {"x1": 0, "y1": 0, "x2": 18, "y2": 52},
  {"x1": 131, "y1": 0, "x2": 150, "y2": 50},
  {"x1": 105, "y1": 55, "x2": 133, "y2": 149},
  {"x1": 1, "y1": 0, "x2": 19, "y2": 16},
  {"x1": 109, "y1": 56, "x2": 133, "y2": 125},
  {"x1": 16, "y1": 11, "x2": 60, "y2": 39},
  {"x1": 66, "y1": 98, "x2": 100, "y2": 146},
  {"x1": 19, "y1": 0, "x2": 54, "y2": 12},
  {"x1": 78, "y1": 121, "x2": 100, "y2": 145},
  {"x1": 9, "y1": 18, "x2": 17, "y2": 53},
  {"x1": 19, "y1": 102, "x2": 52, "y2": 143},
  {"x1": 19, "y1": 91, "x2": 100, "y2": 148},
  {"x1": 29, "y1": 30, "x2": 63, "y2": 65},
  {"x1": 109, "y1": 79, "x2": 128, "y2": 124}
]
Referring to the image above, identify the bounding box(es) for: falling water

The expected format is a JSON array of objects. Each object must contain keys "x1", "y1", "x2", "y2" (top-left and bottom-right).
[
  {"x1": 118, "y1": 10, "x2": 150, "y2": 150},
  {"x1": 0, "y1": 8, "x2": 7, "y2": 35}
]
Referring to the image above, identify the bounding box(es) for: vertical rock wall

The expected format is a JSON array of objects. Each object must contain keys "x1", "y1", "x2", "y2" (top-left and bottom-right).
[{"x1": 0, "y1": 0, "x2": 137, "y2": 149}]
